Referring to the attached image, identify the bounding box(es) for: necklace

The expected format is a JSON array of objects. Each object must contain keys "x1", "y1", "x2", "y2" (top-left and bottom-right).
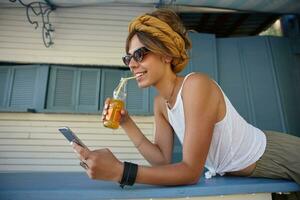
[{"x1": 166, "y1": 76, "x2": 177, "y2": 106}]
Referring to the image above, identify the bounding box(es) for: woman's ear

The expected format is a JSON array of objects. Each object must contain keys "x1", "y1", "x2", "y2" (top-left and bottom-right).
[{"x1": 164, "y1": 56, "x2": 172, "y2": 64}]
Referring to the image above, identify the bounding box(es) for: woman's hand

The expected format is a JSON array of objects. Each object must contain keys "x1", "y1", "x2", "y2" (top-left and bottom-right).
[
  {"x1": 101, "y1": 98, "x2": 130, "y2": 126},
  {"x1": 72, "y1": 142, "x2": 123, "y2": 182}
]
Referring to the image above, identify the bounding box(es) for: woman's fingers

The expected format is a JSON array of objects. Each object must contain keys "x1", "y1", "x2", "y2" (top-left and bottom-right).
[
  {"x1": 101, "y1": 97, "x2": 130, "y2": 125},
  {"x1": 104, "y1": 98, "x2": 111, "y2": 109},
  {"x1": 72, "y1": 143, "x2": 123, "y2": 181},
  {"x1": 102, "y1": 98, "x2": 111, "y2": 121},
  {"x1": 120, "y1": 109, "x2": 126, "y2": 115},
  {"x1": 72, "y1": 142, "x2": 90, "y2": 161}
]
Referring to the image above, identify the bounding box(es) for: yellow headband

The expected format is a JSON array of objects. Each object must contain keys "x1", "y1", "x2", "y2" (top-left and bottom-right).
[{"x1": 129, "y1": 14, "x2": 188, "y2": 73}]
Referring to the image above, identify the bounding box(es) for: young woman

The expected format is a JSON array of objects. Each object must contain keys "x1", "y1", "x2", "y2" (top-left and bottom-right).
[{"x1": 72, "y1": 9, "x2": 300, "y2": 189}]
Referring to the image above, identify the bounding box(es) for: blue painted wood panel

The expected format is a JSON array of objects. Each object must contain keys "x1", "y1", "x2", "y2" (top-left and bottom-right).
[
  {"x1": 182, "y1": 32, "x2": 218, "y2": 80},
  {"x1": 269, "y1": 37, "x2": 300, "y2": 135},
  {"x1": 238, "y1": 36, "x2": 285, "y2": 131},
  {"x1": 217, "y1": 38, "x2": 253, "y2": 122},
  {"x1": 1, "y1": 172, "x2": 299, "y2": 200},
  {"x1": 218, "y1": 37, "x2": 286, "y2": 131},
  {"x1": 190, "y1": 33, "x2": 300, "y2": 136}
]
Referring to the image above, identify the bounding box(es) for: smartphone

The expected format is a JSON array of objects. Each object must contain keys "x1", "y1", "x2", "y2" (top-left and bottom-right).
[{"x1": 58, "y1": 127, "x2": 87, "y2": 148}]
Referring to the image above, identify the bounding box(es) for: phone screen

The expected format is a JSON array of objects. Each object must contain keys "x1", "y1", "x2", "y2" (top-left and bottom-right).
[{"x1": 58, "y1": 127, "x2": 87, "y2": 148}]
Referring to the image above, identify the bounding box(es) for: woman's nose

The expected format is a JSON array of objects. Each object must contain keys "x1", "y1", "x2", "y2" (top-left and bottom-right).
[{"x1": 128, "y1": 58, "x2": 138, "y2": 70}]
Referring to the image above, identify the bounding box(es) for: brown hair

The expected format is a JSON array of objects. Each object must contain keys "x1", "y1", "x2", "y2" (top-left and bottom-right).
[{"x1": 125, "y1": 8, "x2": 191, "y2": 72}]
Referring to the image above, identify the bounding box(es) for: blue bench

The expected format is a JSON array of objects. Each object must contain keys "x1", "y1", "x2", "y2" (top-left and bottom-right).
[{"x1": 0, "y1": 172, "x2": 299, "y2": 200}]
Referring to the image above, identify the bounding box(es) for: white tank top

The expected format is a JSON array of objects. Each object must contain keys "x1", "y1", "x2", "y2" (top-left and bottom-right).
[{"x1": 166, "y1": 73, "x2": 266, "y2": 179}]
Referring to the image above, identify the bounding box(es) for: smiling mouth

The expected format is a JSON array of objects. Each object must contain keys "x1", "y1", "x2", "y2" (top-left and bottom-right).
[{"x1": 135, "y1": 71, "x2": 147, "y2": 78}]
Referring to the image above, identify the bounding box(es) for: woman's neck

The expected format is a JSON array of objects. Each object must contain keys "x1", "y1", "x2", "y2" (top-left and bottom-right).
[{"x1": 154, "y1": 71, "x2": 178, "y2": 105}]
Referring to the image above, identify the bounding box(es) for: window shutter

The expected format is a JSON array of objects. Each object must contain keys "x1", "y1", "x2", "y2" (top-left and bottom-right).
[
  {"x1": 125, "y1": 71, "x2": 149, "y2": 114},
  {"x1": 33, "y1": 65, "x2": 49, "y2": 112},
  {"x1": 9, "y1": 67, "x2": 36, "y2": 109},
  {"x1": 0, "y1": 65, "x2": 48, "y2": 112},
  {"x1": 0, "y1": 67, "x2": 9, "y2": 107},
  {"x1": 100, "y1": 69, "x2": 124, "y2": 111},
  {"x1": 76, "y1": 69, "x2": 101, "y2": 112},
  {"x1": 47, "y1": 66, "x2": 76, "y2": 111}
]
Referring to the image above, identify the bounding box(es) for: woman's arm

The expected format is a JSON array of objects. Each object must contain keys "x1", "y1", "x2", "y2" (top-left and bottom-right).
[
  {"x1": 121, "y1": 96, "x2": 174, "y2": 166},
  {"x1": 101, "y1": 97, "x2": 173, "y2": 166}
]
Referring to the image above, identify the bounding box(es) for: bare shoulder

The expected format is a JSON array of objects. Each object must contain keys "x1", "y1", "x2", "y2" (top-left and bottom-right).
[
  {"x1": 182, "y1": 73, "x2": 213, "y2": 94},
  {"x1": 181, "y1": 72, "x2": 221, "y2": 110},
  {"x1": 181, "y1": 73, "x2": 222, "y2": 122}
]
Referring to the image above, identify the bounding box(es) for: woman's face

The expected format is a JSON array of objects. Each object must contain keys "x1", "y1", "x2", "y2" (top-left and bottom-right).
[{"x1": 127, "y1": 34, "x2": 169, "y2": 88}]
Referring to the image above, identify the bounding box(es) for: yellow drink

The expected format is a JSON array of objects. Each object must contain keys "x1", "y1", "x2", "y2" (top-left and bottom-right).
[
  {"x1": 103, "y1": 99, "x2": 125, "y2": 129},
  {"x1": 103, "y1": 76, "x2": 136, "y2": 129}
]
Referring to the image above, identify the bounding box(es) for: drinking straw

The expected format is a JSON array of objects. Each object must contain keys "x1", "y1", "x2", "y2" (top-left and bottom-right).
[{"x1": 115, "y1": 75, "x2": 137, "y2": 97}]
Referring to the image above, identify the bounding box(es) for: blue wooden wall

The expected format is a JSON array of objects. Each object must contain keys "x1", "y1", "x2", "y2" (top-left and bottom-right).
[{"x1": 188, "y1": 32, "x2": 300, "y2": 136}]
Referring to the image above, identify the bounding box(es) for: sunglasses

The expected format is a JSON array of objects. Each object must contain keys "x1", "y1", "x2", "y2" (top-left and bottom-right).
[{"x1": 122, "y1": 47, "x2": 150, "y2": 66}]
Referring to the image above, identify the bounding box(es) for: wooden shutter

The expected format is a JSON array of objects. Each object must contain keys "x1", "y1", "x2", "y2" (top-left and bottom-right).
[
  {"x1": 0, "y1": 67, "x2": 9, "y2": 107},
  {"x1": 76, "y1": 69, "x2": 101, "y2": 112},
  {"x1": 0, "y1": 65, "x2": 48, "y2": 112},
  {"x1": 125, "y1": 71, "x2": 149, "y2": 114},
  {"x1": 9, "y1": 67, "x2": 36, "y2": 109},
  {"x1": 33, "y1": 65, "x2": 49, "y2": 112},
  {"x1": 47, "y1": 66, "x2": 76, "y2": 111},
  {"x1": 100, "y1": 69, "x2": 125, "y2": 111},
  {"x1": 46, "y1": 67, "x2": 152, "y2": 114}
]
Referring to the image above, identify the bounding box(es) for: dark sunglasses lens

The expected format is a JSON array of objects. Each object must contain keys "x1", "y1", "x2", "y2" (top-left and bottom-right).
[
  {"x1": 122, "y1": 55, "x2": 131, "y2": 66},
  {"x1": 133, "y1": 49, "x2": 144, "y2": 62}
]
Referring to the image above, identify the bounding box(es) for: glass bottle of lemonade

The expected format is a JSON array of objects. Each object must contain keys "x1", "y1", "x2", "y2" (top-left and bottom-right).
[{"x1": 103, "y1": 78, "x2": 127, "y2": 129}]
